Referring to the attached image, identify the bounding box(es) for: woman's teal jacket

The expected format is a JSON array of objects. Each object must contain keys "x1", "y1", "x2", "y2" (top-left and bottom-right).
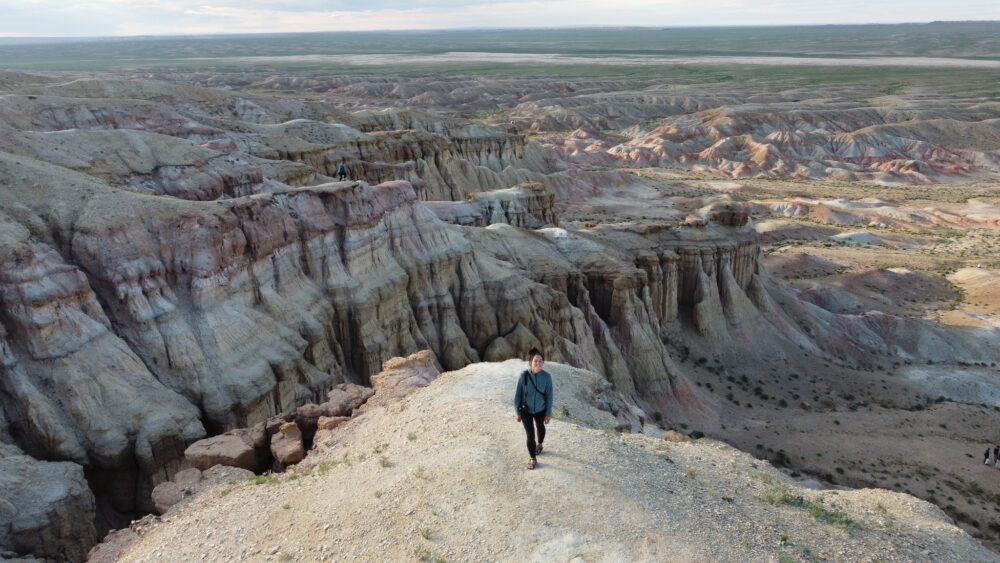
[{"x1": 514, "y1": 369, "x2": 553, "y2": 416}]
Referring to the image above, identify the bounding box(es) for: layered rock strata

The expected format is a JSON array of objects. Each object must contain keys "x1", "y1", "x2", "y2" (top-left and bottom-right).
[
  {"x1": 427, "y1": 182, "x2": 558, "y2": 228},
  {"x1": 1, "y1": 142, "x2": 765, "y2": 554}
]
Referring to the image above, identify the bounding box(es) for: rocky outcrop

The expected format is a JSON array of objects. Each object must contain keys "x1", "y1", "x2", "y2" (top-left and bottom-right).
[
  {"x1": 0, "y1": 443, "x2": 96, "y2": 562},
  {"x1": 427, "y1": 182, "x2": 558, "y2": 228},
  {"x1": 184, "y1": 434, "x2": 258, "y2": 472},
  {"x1": 601, "y1": 106, "x2": 1000, "y2": 183},
  {"x1": 149, "y1": 465, "x2": 253, "y2": 516},
  {"x1": 269, "y1": 422, "x2": 305, "y2": 466},
  {"x1": 368, "y1": 350, "x2": 441, "y2": 404},
  {"x1": 4, "y1": 72, "x2": 1000, "y2": 562}
]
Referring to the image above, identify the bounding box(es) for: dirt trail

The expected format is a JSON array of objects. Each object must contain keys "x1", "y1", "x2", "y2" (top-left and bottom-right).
[{"x1": 118, "y1": 361, "x2": 991, "y2": 562}]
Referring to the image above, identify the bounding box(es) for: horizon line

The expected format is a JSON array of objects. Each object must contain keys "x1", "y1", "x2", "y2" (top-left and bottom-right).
[{"x1": 2, "y1": 20, "x2": 998, "y2": 42}]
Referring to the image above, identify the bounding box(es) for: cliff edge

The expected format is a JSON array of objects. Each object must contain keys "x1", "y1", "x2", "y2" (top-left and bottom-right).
[{"x1": 115, "y1": 360, "x2": 991, "y2": 562}]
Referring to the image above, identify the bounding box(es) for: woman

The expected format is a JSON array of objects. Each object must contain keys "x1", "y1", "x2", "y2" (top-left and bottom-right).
[{"x1": 514, "y1": 348, "x2": 553, "y2": 470}]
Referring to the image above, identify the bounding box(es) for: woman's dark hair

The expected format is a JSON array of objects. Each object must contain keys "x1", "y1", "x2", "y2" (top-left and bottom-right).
[{"x1": 527, "y1": 347, "x2": 544, "y2": 361}]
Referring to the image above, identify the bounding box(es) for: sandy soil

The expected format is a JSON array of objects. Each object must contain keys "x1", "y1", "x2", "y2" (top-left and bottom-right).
[{"x1": 118, "y1": 361, "x2": 992, "y2": 562}]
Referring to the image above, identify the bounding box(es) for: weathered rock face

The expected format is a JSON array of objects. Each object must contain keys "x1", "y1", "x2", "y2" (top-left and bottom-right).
[
  {"x1": 0, "y1": 443, "x2": 96, "y2": 562},
  {"x1": 1, "y1": 140, "x2": 760, "y2": 553},
  {"x1": 590, "y1": 106, "x2": 1000, "y2": 183},
  {"x1": 3, "y1": 74, "x2": 1000, "y2": 561},
  {"x1": 427, "y1": 182, "x2": 558, "y2": 228}
]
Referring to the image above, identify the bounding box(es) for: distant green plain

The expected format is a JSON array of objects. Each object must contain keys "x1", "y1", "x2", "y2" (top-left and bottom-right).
[{"x1": 1, "y1": 23, "x2": 999, "y2": 98}]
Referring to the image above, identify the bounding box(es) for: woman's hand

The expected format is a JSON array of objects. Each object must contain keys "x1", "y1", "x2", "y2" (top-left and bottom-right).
[
  {"x1": 544, "y1": 416, "x2": 550, "y2": 424},
  {"x1": 515, "y1": 415, "x2": 522, "y2": 422}
]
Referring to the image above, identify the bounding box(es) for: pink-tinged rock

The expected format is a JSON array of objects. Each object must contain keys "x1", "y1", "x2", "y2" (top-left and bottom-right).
[
  {"x1": 370, "y1": 350, "x2": 441, "y2": 404},
  {"x1": 265, "y1": 413, "x2": 295, "y2": 437},
  {"x1": 322, "y1": 384, "x2": 375, "y2": 416},
  {"x1": 270, "y1": 422, "x2": 305, "y2": 466},
  {"x1": 295, "y1": 403, "x2": 326, "y2": 431},
  {"x1": 317, "y1": 416, "x2": 350, "y2": 431},
  {"x1": 250, "y1": 421, "x2": 267, "y2": 449},
  {"x1": 663, "y1": 430, "x2": 693, "y2": 443},
  {"x1": 200, "y1": 138, "x2": 238, "y2": 153},
  {"x1": 150, "y1": 481, "x2": 183, "y2": 515},
  {"x1": 86, "y1": 528, "x2": 138, "y2": 563},
  {"x1": 184, "y1": 433, "x2": 256, "y2": 471}
]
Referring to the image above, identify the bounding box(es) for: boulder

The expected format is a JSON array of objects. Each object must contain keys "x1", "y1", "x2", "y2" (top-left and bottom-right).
[
  {"x1": 86, "y1": 528, "x2": 138, "y2": 563},
  {"x1": 369, "y1": 350, "x2": 442, "y2": 404},
  {"x1": 265, "y1": 413, "x2": 295, "y2": 437},
  {"x1": 270, "y1": 422, "x2": 305, "y2": 466},
  {"x1": 323, "y1": 384, "x2": 375, "y2": 417},
  {"x1": 663, "y1": 430, "x2": 693, "y2": 443},
  {"x1": 0, "y1": 443, "x2": 96, "y2": 562},
  {"x1": 150, "y1": 481, "x2": 183, "y2": 515},
  {"x1": 184, "y1": 433, "x2": 256, "y2": 471}
]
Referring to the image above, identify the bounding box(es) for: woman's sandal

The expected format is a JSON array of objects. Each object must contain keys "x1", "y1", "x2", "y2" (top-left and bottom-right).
[
  {"x1": 526, "y1": 458, "x2": 537, "y2": 470},
  {"x1": 536, "y1": 443, "x2": 543, "y2": 455}
]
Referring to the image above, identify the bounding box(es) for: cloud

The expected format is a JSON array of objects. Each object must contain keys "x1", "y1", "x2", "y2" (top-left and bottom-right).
[{"x1": 0, "y1": 0, "x2": 997, "y2": 37}]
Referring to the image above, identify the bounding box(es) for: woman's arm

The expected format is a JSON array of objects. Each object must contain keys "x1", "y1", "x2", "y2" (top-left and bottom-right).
[
  {"x1": 514, "y1": 372, "x2": 525, "y2": 411},
  {"x1": 544, "y1": 373, "x2": 554, "y2": 418}
]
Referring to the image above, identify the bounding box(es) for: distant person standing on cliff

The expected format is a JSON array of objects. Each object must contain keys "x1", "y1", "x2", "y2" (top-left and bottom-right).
[
  {"x1": 994, "y1": 446, "x2": 999, "y2": 467},
  {"x1": 514, "y1": 348, "x2": 553, "y2": 470},
  {"x1": 337, "y1": 162, "x2": 347, "y2": 181},
  {"x1": 986, "y1": 448, "x2": 991, "y2": 465}
]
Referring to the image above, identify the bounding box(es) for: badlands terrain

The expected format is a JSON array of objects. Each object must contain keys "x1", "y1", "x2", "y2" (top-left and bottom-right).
[{"x1": 2, "y1": 23, "x2": 1000, "y2": 561}]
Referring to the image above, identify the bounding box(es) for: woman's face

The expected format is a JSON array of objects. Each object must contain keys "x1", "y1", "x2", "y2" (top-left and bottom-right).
[{"x1": 529, "y1": 354, "x2": 544, "y2": 373}]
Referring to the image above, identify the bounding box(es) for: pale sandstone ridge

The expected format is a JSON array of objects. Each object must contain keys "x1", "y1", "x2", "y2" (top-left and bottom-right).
[{"x1": 115, "y1": 360, "x2": 993, "y2": 563}]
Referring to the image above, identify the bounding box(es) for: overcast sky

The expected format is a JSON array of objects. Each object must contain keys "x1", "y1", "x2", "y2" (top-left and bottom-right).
[{"x1": 1, "y1": 0, "x2": 997, "y2": 37}]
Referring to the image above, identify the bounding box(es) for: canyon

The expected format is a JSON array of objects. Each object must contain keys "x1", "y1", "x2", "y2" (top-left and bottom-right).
[{"x1": 2, "y1": 25, "x2": 1000, "y2": 560}]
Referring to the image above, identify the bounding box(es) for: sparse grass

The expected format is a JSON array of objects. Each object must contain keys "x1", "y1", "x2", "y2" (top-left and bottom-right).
[
  {"x1": 407, "y1": 431, "x2": 418, "y2": 441},
  {"x1": 251, "y1": 473, "x2": 281, "y2": 486},
  {"x1": 420, "y1": 527, "x2": 434, "y2": 540},
  {"x1": 380, "y1": 456, "x2": 392, "y2": 468},
  {"x1": 685, "y1": 467, "x2": 697, "y2": 479},
  {"x1": 761, "y1": 485, "x2": 860, "y2": 531},
  {"x1": 414, "y1": 466, "x2": 429, "y2": 480}
]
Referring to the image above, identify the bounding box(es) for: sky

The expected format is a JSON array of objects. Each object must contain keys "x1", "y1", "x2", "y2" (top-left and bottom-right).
[{"x1": 0, "y1": 0, "x2": 997, "y2": 37}]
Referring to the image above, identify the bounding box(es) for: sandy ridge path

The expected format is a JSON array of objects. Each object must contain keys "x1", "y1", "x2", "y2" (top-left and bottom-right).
[{"x1": 118, "y1": 361, "x2": 994, "y2": 562}]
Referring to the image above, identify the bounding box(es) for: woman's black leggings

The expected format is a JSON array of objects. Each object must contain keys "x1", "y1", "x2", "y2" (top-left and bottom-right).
[{"x1": 521, "y1": 411, "x2": 546, "y2": 458}]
